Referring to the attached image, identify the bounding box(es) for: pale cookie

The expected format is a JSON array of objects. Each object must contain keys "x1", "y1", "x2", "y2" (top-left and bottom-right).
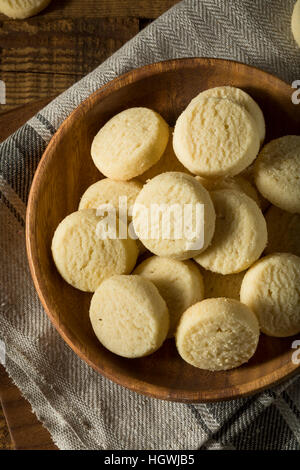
[
  {"x1": 89, "y1": 275, "x2": 169, "y2": 358},
  {"x1": 265, "y1": 206, "x2": 300, "y2": 257},
  {"x1": 91, "y1": 107, "x2": 169, "y2": 180},
  {"x1": 133, "y1": 172, "x2": 216, "y2": 260},
  {"x1": 0, "y1": 0, "x2": 51, "y2": 18},
  {"x1": 134, "y1": 256, "x2": 204, "y2": 337},
  {"x1": 254, "y1": 136, "x2": 300, "y2": 213},
  {"x1": 194, "y1": 189, "x2": 267, "y2": 274},
  {"x1": 176, "y1": 298, "x2": 259, "y2": 370},
  {"x1": 79, "y1": 178, "x2": 145, "y2": 253},
  {"x1": 79, "y1": 178, "x2": 143, "y2": 220},
  {"x1": 52, "y1": 209, "x2": 138, "y2": 292},
  {"x1": 203, "y1": 269, "x2": 245, "y2": 300},
  {"x1": 241, "y1": 164, "x2": 270, "y2": 212},
  {"x1": 195, "y1": 175, "x2": 260, "y2": 207},
  {"x1": 189, "y1": 86, "x2": 265, "y2": 144},
  {"x1": 240, "y1": 253, "x2": 300, "y2": 337},
  {"x1": 292, "y1": 0, "x2": 300, "y2": 47},
  {"x1": 139, "y1": 128, "x2": 192, "y2": 183},
  {"x1": 173, "y1": 97, "x2": 260, "y2": 178}
]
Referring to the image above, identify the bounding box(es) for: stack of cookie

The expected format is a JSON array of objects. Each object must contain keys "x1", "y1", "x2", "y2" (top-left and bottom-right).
[{"x1": 51, "y1": 86, "x2": 300, "y2": 371}]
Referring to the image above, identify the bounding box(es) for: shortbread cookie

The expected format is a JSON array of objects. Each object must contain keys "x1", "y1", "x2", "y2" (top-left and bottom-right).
[
  {"x1": 176, "y1": 298, "x2": 259, "y2": 370},
  {"x1": 265, "y1": 206, "x2": 300, "y2": 257},
  {"x1": 254, "y1": 136, "x2": 300, "y2": 213},
  {"x1": 79, "y1": 178, "x2": 143, "y2": 221},
  {"x1": 240, "y1": 253, "x2": 300, "y2": 337},
  {"x1": 133, "y1": 172, "x2": 216, "y2": 260},
  {"x1": 292, "y1": 0, "x2": 300, "y2": 47},
  {"x1": 241, "y1": 165, "x2": 270, "y2": 212},
  {"x1": 91, "y1": 108, "x2": 169, "y2": 180},
  {"x1": 189, "y1": 86, "x2": 265, "y2": 144},
  {"x1": 203, "y1": 269, "x2": 245, "y2": 300},
  {"x1": 52, "y1": 209, "x2": 138, "y2": 292},
  {"x1": 139, "y1": 128, "x2": 191, "y2": 183},
  {"x1": 79, "y1": 178, "x2": 146, "y2": 253},
  {"x1": 0, "y1": 0, "x2": 51, "y2": 18},
  {"x1": 173, "y1": 97, "x2": 260, "y2": 178},
  {"x1": 195, "y1": 175, "x2": 260, "y2": 207},
  {"x1": 194, "y1": 189, "x2": 267, "y2": 274},
  {"x1": 134, "y1": 256, "x2": 204, "y2": 337},
  {"x1": 89, "y1": 275, "x2": 169, "y2": 358}
]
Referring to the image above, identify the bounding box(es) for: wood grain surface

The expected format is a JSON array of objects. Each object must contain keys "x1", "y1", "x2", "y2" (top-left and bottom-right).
[
  {"x1": 26, "y1": 58, "x2": 300, "y2": 404},
  {"x1": 0, "y1": 97, "x2": 56, "y2": 450},
  {"x1": 0, "y1": 0, "x2": 179, "y2": 113},
  {"x1": 0, "y1": 366, "x2": 57, "y2": 450},
  {"x1": 0, "y1": 395, "x2": 13, "y2": 450}
]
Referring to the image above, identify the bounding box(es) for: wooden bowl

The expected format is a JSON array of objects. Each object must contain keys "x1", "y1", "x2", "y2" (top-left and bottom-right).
[{"x1": 26, "y1": 58, "x2": 300, "y2": 402}]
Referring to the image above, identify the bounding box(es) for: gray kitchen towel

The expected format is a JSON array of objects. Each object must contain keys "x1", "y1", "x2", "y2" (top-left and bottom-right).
[{"x1": 0, "y1": 0, "x2": 300, "y2": 450}]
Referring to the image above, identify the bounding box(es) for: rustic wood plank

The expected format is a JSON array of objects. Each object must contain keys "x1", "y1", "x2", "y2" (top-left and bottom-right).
[
  {"x1": 0, "y1": 366, "x2": 57, "y2": 450},
  {"x1": 0, "y1": 402, "x2": 13, "y2": 450},
  {"x1": 0, "y1": 0, "x2": 179, "y2": 20},
  {"x1": 0, "y1": 97, "x2": 53, "y2": 140},
  {"x1": 0, "y1": 17, "x2": 139, "y2": 113},
  {"x1": 0, "y1": 72, "x2": 75, "y2": 112},
  {"x1": 0, "y1": 17, "x2": 139, "y2": 70},
  {"x1": 0, "y1": 98, "x2": 56, "y2": 450}
]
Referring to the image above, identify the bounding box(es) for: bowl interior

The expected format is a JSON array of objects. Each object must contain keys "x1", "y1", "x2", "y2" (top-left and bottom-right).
[{"x1": 27, "y1": 58, "x2": 300, "y2": 402}]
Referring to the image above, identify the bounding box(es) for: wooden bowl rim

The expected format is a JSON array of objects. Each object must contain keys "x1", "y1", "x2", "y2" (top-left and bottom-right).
[{"x1": 26, "y1": 57, "x2": 300, "y2": 402}]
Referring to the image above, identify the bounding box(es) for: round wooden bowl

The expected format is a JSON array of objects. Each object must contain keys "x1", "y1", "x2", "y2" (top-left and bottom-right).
[{"x1": 26, "y1": 58, "x2": 300, "y2": 402}]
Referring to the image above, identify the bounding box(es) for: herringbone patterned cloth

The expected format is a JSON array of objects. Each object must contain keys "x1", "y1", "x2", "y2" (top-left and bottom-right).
[{"x1": 0, "y1": 0, "x2": 300, "y2": 450}]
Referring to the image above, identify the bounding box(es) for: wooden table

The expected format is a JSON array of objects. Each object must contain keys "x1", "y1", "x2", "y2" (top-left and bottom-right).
[
  {"x1": 0, "y1": 0, "x2": 179, "y2": 449},
  {"x1": 0, "y1": 0, "x2": 179, "y2": 114}
]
